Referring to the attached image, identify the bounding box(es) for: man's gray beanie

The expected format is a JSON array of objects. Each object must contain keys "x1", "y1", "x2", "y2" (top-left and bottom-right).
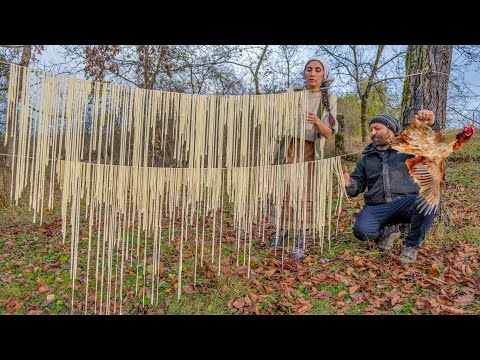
[{"x1": 369, "y1": 114, "x2": 400, "y2": 135}]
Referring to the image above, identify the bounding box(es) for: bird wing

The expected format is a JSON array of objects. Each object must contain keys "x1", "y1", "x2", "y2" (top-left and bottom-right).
[
  {"x1": 389, "y1": 119, "x2": 443, "y2": 156},
  {"x1": 405, "y1": 155, "x2": 444, "y2": 215}
]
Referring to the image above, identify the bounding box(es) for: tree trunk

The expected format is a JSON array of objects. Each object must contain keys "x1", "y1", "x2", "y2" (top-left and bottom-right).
[
  {"x1": 400, "y1": 45, "x2": 453, "y2": 225},
  {"x1": 20, "y1": 46, "x2": 32, "y2": 68},
  {"x1": 360, "y1": 99, "x2": 368, "y2": 141},
  {"x1": 400, "y1": 45, "x2": 452, "y2": 130},
  {"x1": 254, "y1": 46, "x2": 268, "y2": 95}
]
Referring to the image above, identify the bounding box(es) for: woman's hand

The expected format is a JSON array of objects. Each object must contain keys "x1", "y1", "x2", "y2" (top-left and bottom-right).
[
  {"x1": 306, "y1": 111, "x2": 334, "y2": 138},
  {"x1": 306, "y1": 111, "x2": 320, "y2": 127}
]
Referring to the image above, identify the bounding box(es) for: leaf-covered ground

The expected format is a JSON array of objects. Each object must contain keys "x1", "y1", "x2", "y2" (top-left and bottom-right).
[{"x1": 1, "y1": 145, "x2": 479, "y2": 315}]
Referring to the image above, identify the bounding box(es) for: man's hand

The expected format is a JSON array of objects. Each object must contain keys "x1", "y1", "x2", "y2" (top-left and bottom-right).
[
  {"x1": 343, "y1": 165, "x2": 350, "y2": 187},
  {"x1": 414, "y1": 109, "x2": 435, "y2": 126}
]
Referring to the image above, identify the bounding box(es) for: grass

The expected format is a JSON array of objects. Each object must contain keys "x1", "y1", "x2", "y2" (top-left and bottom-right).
[
  {"x1": 310, "y1": 299, "x2": 336, "y2": 314},
  {"x1": 1, "y1": 131, "x2": 479, "y2": 315}
]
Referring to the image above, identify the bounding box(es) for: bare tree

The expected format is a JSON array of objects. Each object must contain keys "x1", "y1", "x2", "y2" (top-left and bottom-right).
[
  {"x1": 220, "y1": 45, "x2": 269, "y2": 95},
  {"x1": 1, "y1": 45, "x2": 44, "y2": 128},
  {"x1": 0, "y1": 45, "x2": 44, "y2": 204},
  {"x1": 2, "y1": 46, "x2": 39, "y2": 167},
  {"x1": 262, "y1": 45, "x2": 307, "y2": 93},
  {"x1": 446, "y1": 45, "x2": 480, "y2": 128},
  {"x1": 170, "y1": 45, "x2": 247, "y2": 94},
  {"x1": 316, "y1": 45, "x2": 407, "y2": 141}
]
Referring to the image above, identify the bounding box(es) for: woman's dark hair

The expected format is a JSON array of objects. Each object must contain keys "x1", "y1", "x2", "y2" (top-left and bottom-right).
[{"x1": 321, "y1": 86, "x2": 336, "y2": 128}]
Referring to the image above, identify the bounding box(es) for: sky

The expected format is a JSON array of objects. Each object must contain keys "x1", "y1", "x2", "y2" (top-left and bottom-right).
[{"x1": 38, "y1": 45, "x2": 480, "y2": 127}]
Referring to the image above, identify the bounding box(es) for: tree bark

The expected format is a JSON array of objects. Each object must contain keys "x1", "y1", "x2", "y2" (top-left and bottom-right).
[
  {"x1": 20, "y1": 46, "x2": 32, "y2": 68},
  {"x1": 400, "y1": 45, "x2": 452, "y2": 130},
  {"x1": 360, "y1": 99, "x2": 368, "y2": 141},
  {"x1": 400, "y1": 45, "x2": 453, "y2": 225}
]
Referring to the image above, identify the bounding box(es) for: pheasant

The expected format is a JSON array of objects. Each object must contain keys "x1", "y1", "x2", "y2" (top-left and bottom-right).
[{"x1": 388, "y1": 118, "x2": 476, "y2": 215}]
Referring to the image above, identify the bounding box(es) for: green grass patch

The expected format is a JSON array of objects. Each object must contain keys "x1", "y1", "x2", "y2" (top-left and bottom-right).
[{"x1": 310, "y1": 299, "x2": 335, "y2": 315}]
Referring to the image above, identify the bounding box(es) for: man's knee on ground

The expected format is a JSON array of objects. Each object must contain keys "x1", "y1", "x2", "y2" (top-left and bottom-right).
[{"x1": 353, "y1": 222, "x2": 379, "y2": 241}]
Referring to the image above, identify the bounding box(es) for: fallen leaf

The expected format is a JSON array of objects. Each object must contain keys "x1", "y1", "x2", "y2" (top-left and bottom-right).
[
  {"x1": 265, "y1": 268, "x2": 276, "y2": 277},
  {"x1": 444, "y1": 274, "x2": 458, "y2": 283},
  {"x1": 182, "y1": 284, "x2": 194, "y2": 295},
  {"x1": 391, "y1": 296, "x2": 401, "y2": 306},
  {"x1": 337, "y1": 290, "x2": 347, "y2": 299},
  {"x1": 411, "y1": 307, "x2": 422, "y2": 314},
  {"x1": 264, "y1": 285, "x2": 275, "y2": 293},
  {"x1": 233, "y1": 298, "x2": 245, "y2": 309},
  {"x1": 297, "y1": 297, "x2": 310, "y2": 305},
  {"x1": 441, "y1": 305, "x2": 466, "y2": 315},
  {"x1": 12, "y1": 302, "x2": 24, "y2": 313},
  {"x1": 465, "y1": 265, "x2": 473, "y2": 275},
  {"x1": 430, "y1": 307, "x2": 441, "y2": 315},
  {"x1": 353, "y1": 258, "x2": 365, "y2": 267},
  {"x1": 27, "y1": 310, "x2": 43, "y2": 315},
  {"x1": 455, "y1": 294, "x2": 475, "y2": 307},
  {"x1": 225, "y1": 236, "x2": 236, "y2": 243},
  {"x1": 46, "y1": 294, "x2": 55, "y2": 301},
  {"x1": 236, "y1": 266, "x2": 248, "y2": 275},
  {"x1": 38, "y1": 285, "x2": 49, "y2": 293},
  {"x1": 404, "y1": 283, "x2": 414, "y2": 290},
  {"x1": 295, "y1": 303, "x2": 313, "y2": 314},
  {"x1": 349, "y1": 285, "x2": 360, "y2": 295}
]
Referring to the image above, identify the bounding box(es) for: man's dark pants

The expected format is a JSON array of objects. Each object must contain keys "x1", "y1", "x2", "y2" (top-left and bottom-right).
[{"x1": 353, "y1": 195, "x2": 435, "y2": 248}]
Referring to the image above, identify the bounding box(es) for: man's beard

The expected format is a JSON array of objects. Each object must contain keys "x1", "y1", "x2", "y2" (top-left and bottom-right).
[{"x1": 371, "y1": 134, "x2": 389, "y2": 147}]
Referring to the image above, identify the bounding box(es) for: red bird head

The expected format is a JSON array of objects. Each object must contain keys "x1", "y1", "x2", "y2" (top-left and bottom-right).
[
  {"x1": 453, "y1": 126, "x2": 476, "y2": 151},
  {"x1": 463, "y1": 126, "x2": 476, "y2": 137}
]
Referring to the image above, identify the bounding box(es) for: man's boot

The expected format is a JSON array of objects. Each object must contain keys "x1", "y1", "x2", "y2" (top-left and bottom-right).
[{"x1": 376, "y1": 224, "x2": 401, "y2": 252}]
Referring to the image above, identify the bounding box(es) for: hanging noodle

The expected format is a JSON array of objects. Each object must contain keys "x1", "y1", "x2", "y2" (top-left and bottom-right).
[{"x1": 4, "y1": 63, "x2": 348, "y2": 314}]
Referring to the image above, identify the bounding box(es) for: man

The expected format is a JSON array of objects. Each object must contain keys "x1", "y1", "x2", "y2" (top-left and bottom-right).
[{"x1": 343, "y1": 110, "x2": 436, "y2": 264}]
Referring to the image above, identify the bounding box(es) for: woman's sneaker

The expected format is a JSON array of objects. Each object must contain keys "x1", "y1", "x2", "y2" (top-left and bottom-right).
[
  {"x1": 291, "y1": 236, "x2": 306, "y2": 261},
  {"x1": 270, "y1": 229, "x2": 289, "y2": 247}
]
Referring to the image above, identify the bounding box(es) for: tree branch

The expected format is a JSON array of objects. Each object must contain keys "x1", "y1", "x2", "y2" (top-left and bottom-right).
[
  {"x1": 363, "y1": 45, "x2": 385, "y2": 98},
  {"x1": 254, "y1": 46, "x2": 268, "y2": 94},
  {"x1": 375, "y1": 51, "x2": 406, "y2": 72}
]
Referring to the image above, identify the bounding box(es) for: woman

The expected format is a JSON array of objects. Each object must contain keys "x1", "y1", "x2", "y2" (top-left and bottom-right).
[{"x1": 270, "y1": 57, "x2": 338, "y2": 261}]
